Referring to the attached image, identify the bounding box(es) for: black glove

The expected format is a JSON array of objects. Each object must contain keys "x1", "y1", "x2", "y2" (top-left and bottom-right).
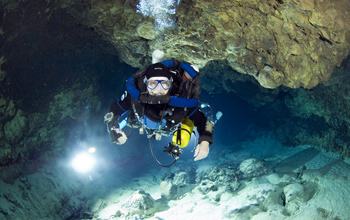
[{"x1": 138, "y1": 93, "x2": 171, "y2": 104}]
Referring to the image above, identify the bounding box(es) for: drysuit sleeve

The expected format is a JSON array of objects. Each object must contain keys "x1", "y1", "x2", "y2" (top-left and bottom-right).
[
  {"x1": 109, "y1": 91, "x2": 132, "y2": 122},
  {"x1": 187, "y1": 107, "x2": 214, "y2": 145}
]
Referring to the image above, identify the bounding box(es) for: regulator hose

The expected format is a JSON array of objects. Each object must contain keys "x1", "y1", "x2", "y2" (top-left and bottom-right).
[{"x1": 149, "y1": 138, "x2": 177, "y2": 167}]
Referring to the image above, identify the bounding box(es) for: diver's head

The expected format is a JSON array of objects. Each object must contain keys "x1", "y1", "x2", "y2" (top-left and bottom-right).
[{"x1": 144, "y1": 63, "x2": 173, "y2": 96}]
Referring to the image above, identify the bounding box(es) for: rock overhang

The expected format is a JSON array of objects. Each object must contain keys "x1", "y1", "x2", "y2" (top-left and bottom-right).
[{"x1": 59, "y1": 0, "x2": 350, "y2": 89}]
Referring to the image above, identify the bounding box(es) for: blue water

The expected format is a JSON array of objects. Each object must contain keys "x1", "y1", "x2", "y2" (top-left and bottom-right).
[{"x1": 2, "y1": 2, "x2": 350, "y2": 219}]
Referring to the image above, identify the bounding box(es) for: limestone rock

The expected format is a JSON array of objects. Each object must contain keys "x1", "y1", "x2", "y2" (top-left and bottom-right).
[
  {"x1": 4, "y1": 110, "x2": 27, "y2": 144},
  {"x1": 0, "y1": 165, "x2": 91, "y2": 219},
  {"x1": 0, "y1": 99, "x2": 16, "y2": 120},
  {"x1": 0, "y1": 56, "x2": 6, "y2": 81},
  {"x1": 257, "y1": 66, "x2": 284, "y2": 89},
  {"x1": 196, "y1": 166, "x2": 240, "y2": 191},
  {"x1": 122, "y1": 190, "x2": 155, "y2": 215},
  {"x1": 160, "y1": 169, "x2": 196, "y2": 199},
  {"x1": 0, "y1": 0, "x2": 145, "y2": 184},
  {"x1": 238, "y1": 158, "x2": 268, "y2": 179},
  {"x1": 172, "y1": 171, "x2": 190, "y2": 187},
  {"x1": 264, "y1": 64, "x2": 350, "y2": 157},
  {"x1": 283, "y1": 183, "x2": 304, "y2": 204},
  {"x1": 200, "y1": 60, "x2": 281, "y2": 107},
  {"x1": 59, "y1": 0, "x2": 350, "y2": 89},
  {"x1": 0, "y1": 144, "x2": 12, "y2": 166},
  {"x1": 137, "y1": 22, "x2": 157, "y2": 40},
  {"x1": 160, "y1": 180, "x2": 177, "y2": 200},
  {"x1": 197, "y1": 179, "x2": 218, "y2": 194},
  {"x1": 282, "y1": 183, "x2": 307, "y2": 215},
  {"x1": 222, "y1": 183, "x2": 278, "y2": 218},
  {"x1": 194, "y1": 166, "x2": 240, "y2": 203}
]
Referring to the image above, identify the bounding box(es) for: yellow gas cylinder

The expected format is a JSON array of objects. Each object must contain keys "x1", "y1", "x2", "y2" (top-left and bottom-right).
[{"x1": 172, "y1": 117, "x2": 194, "y2": 148}]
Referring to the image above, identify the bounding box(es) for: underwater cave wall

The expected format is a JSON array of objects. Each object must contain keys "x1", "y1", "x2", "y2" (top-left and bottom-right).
[
  {"x1": 279, "y1": 58, "x2": 350, "y2": 157},
  {"x1": 251, "y1": 57, "x2": 350, "y2": 158},
  {"x1": 0, "y1": 0, "x2": 134, "y2": 183},
  {"x1": 199, "y1": 57, "x2": 350, "y2": 158},
  {"x1": 59, "y1": 0, "x2": 350, "y2": 89}
]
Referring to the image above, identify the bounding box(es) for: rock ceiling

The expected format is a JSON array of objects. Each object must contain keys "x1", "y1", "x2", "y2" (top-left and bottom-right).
[{"x1": 60, "y1": 0, "x2": 350, "y2": 89}]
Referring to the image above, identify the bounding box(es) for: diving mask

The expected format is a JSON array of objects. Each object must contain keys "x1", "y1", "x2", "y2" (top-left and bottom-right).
[{"x1": 145, "y1": 76, "x2": 173, "y2": 95}]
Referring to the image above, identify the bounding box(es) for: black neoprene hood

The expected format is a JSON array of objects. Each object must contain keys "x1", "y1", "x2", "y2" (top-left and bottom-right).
[{"x1": 145, "y1": 63, "x2": 173, "y2": 79}]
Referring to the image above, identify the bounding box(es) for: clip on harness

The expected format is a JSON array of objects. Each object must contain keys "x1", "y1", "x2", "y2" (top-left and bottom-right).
[{"x1": 145, "y1": 104, "x2": 181, "y2": 167}]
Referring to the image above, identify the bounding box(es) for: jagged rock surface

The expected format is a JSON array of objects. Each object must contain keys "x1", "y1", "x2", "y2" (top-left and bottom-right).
[
  {"x1": 196, "y1": 166, "x2": 240, "y2": 192},
  {"x1": 59, "y1": 0, "x2": 350, "y2": 89},
  {"x1": 237, "y1": 158, "x2": 269, "y2": 179},
  {"x1": 160, "y1": 180, "x2": 177, "y2": 200},
  {"x1": 245, "y1": 57, "x2": 350, "y2": 157},
  {"x1": 0, "y1": 0, "x2": 133, "y2": 183},
  {"x1": 122, "y1": 190, "x2": 155, "y2": 215},
  {"x1": 0, "y1": 166, "x2": 91, "y2": 220}
]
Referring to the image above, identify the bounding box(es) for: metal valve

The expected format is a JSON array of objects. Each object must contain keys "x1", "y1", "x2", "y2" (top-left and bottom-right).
[
  {"x1": 155, "y1": 132, "x2": 162, "y2": 140},
  {"x1": 139, "y1": 127, "x2": 145, "y2": 135}
]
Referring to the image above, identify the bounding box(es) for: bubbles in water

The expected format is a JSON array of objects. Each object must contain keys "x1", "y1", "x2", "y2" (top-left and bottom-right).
[{"x1": 136, "y1": 0, "x2": 181, "y2": 30}]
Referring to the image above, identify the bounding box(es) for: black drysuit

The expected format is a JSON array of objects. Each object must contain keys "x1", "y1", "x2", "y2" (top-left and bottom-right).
[{"x1": 108, "y1": 63, "x2": 213, "y2": 145}]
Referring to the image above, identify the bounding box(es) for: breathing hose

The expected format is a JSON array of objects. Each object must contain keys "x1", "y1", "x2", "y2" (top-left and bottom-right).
[{"x1": 149, "y1": 138, "x2": 177, "y2": 167}]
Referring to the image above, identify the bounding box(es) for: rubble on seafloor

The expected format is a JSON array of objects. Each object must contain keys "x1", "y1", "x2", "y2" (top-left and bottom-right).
[{"x1": 93, "y1": 146, "x2": 350, "y2": 220}]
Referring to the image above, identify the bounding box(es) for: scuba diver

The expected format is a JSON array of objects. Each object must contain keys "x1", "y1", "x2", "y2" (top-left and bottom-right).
[{"x1": 104, "y1": 57, "x2": 217, "y2": 166}]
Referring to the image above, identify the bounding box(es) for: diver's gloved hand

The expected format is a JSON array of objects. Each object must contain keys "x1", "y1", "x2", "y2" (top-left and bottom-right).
[
  {"x1": 110, "y1": 127, "x2": 127, "y2": 145},
  {"x1": 194, "y1": 141, "x2": 209, "y2": 161},
  {"x1": 138, "y1": 93, "x2": 171, "y2": 104}
]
